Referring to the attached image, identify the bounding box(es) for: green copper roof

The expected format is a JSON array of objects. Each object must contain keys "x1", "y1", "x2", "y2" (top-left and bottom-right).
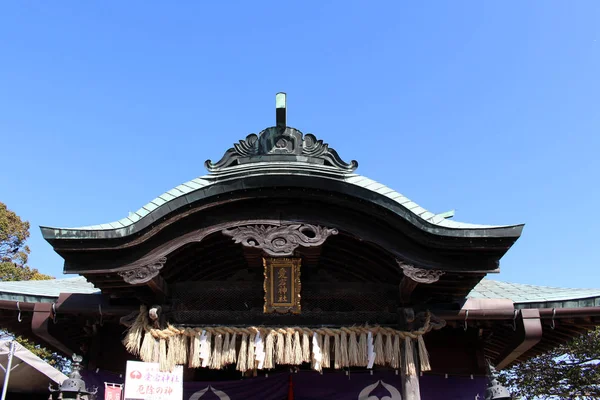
[
  {"x1": 53, "y1": 174, "x2": 491, "y2": 231},
  {"x1": 40, "y1": 166, "x2": 522, "y2": 240},
  {"x1": 468, "y1": 279, "x2": 600, "y2": 308},
  {"x1": 40, "y1": 125, "x2": 524, "y2": 241},
  {"x1": 0, "y1": 277, "x2": 99, "y2": 303}
]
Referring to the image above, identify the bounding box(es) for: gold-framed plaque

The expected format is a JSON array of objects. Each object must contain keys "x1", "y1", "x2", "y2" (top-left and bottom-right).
[{"x1": 263, "y1": 257, "x2": 301, "y2": 314}]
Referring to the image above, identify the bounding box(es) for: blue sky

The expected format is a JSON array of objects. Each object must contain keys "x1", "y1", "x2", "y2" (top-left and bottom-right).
[{"x1": 1, "y1": 2, "x2": 599, "y2": 287}]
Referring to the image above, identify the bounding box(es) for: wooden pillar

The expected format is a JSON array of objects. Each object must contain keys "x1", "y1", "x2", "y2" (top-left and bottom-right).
[
  {"x1": 398, "y1": 307, "x2": 421, "y2": 400},
  {"x1": 401, "y1": 341, "x2": 421, "y2": 400},
  {"x1": 401, "y1": 368, "x2": 421, "y2": 399}
]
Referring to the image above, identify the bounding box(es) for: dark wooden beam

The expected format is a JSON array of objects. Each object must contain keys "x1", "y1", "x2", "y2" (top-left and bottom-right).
[
  {"x1": 55, "y1": 293, "x2": 135, "y2": 316},
  {"x1": 145, "y1": 275, "x2": 169, "y2": 303},
  {"x1": 399, "y1": 276, "x2": 418, "y2": 303}
]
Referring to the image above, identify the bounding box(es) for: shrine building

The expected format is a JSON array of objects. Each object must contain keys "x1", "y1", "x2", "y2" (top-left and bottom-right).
[{"x1": 1, "y1": 93, "x2": 599, "y2": 400}]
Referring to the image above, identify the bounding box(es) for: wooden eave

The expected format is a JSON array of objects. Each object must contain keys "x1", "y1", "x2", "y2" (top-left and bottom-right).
[{"x1": 47, "y1": 188, "x2": 517, "y2": 275}]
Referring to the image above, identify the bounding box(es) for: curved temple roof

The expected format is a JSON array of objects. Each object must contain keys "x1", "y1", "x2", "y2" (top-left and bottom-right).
[{"x1": 40, "y1": 126, "x2": 523, "y2": 241}]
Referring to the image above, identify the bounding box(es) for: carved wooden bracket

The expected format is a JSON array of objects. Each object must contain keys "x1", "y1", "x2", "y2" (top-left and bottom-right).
[
  {"x1": 118, "y1": 257, "x2": 168, "y2": 284},
  {"x1": 398, "y1": 262, "x2": 444, "y2": 284},
  {"x1": 398, "y1": 261, "x2": 445, "y2": 304},
  {"x1": 222, "y1": 224, "x2": 338, "y2": 256}
]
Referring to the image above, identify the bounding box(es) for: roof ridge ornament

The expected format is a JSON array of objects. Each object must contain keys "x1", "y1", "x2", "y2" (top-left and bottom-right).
[{"x1": 205, "y1": 93, "x2": 358, "y2": 173}]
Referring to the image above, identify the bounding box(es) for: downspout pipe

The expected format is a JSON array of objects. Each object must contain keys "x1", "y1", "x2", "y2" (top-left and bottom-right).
[{"x1": 495, "y1": 309, "x2": 543, "y2": 369}]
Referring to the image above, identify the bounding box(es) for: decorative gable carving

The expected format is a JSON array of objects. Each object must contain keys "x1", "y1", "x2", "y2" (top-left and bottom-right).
[{"x1": 222, "y1": 224, "x2": 338, "y2": 256}]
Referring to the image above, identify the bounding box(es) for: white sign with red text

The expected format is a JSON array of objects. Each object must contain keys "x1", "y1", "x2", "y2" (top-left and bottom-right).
[{"x1": 124, "y1": 361, "x2": 183, "y2": 400}]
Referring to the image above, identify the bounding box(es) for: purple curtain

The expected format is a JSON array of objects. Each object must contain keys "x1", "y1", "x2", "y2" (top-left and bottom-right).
[{"x1": 83, "y1": 370, "x2": 485, "y2": 400}]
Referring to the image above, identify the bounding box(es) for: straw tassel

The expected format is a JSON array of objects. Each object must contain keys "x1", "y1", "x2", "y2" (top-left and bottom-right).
[
  {"x1": 167, "y1": 335, "x2": 177, "y2": 368},
  {"x1": 228, "y1": 333, "x2": 237, "y2": 364},
  {"x1": 139, "y1": 330, "x2": 156, "y2": 363},
  {"x1": 404, "y1": 337, "x2": 417, "y2": 376},
  {"x1": 284, "y1": 330, "x2": 293, "y2": 364},
  {"x1": 221, "y1": 332, "x2": 231, "y2": 366},
  {"x1": 167, "y1": 329, "x2": 187, "y2": 367},
  {"x1": 264, "y1": 331, "x2": 275, "y2": 369},
  {"x1": 334, "y1": 334, "x2": 341, "y2": 369},
  {"x1": 293, "y1": 330, "x2": 303, "y2": 365},
  {"x1": 358, "y1": 332, "x2": 368, "y2": 366},
  {"x1": 311, "y1": 333, "x2": 323, "y2": 372},
  {"x1": 159, "y1": 338, "x2": 172, "y2": 372},
  {"x1": 236, "y1": 333, "x2": 248, "y2": 372},
  {"x1": 384, "y1": 334, "x2": 394, "y2": 366},
  {"x1": 247, "y1": 333, "x2": 256, "y2": 371},
  {"x1": 152, "y1": 335, "x2": 160, "y2": 363},
  {"x1": 210, "y1": 333, "x2": 223, "y2": 369},
  {"x1": 417, "y1": 335, "x2": 431, "y2": 372},
  {"x1": 391, "y1": 334, "x2": 400, "y2": 369},
  {"x1": 302, "y1": 331, "x2": 311, "y2": 363},
  {"x1": 167, "y1": 327, "x2": 187, "y2": 366},
  {"x1": 340, "y1": 331, "x2": 349, "y2": 368},
  {"x1": 374, "y1": 332, "x2": 385, "y2": 365},
  {"x1": 122, "y1": 305, "x2": 148, "y2": 355},
  {"x1": 276, "y1": 331, "x2": 285, "y2": 364},
  {"x1": 322, "y1": 334, "x2": 331, "y2": 369},
  {"x1": 179, "y1": 334, "x2": 188, "y2": 365},
  {"x1": 189, "y1": 330, "x2": 201, "y2": 368},
  {"x1": 348, "y1": 331, "x2": 359, "y2": 366}
]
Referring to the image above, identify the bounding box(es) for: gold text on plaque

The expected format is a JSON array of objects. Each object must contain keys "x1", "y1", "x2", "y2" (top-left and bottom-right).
[{"x1": 263, "y1": 257, "x2": 301, "y2": 314}]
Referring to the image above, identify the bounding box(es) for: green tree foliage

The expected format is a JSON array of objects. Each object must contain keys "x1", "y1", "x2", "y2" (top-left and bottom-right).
[
  {"x1": 500, "y1": 327, "x2": 600, "y2": 399},
  {"x1": 0, "y1": 201, "x2": 53, "y2": 281},
  {"x1": 0, "y1": 262, "x2": 54, "y2": 281},
  {"x1": 0, "y1": 201, "x2": 65, "y2": 369},
  {"x1": 0, "y1": 201, "x2": 31, "y2": 266}
]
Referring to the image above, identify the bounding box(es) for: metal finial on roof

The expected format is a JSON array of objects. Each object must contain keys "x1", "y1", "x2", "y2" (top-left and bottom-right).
[
  {"x1": 276, "y1": 92, "x2": 286, "y2": 128},
  {"x1": 204, "y1": 92, "x2": 358, "y2": 173}
]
